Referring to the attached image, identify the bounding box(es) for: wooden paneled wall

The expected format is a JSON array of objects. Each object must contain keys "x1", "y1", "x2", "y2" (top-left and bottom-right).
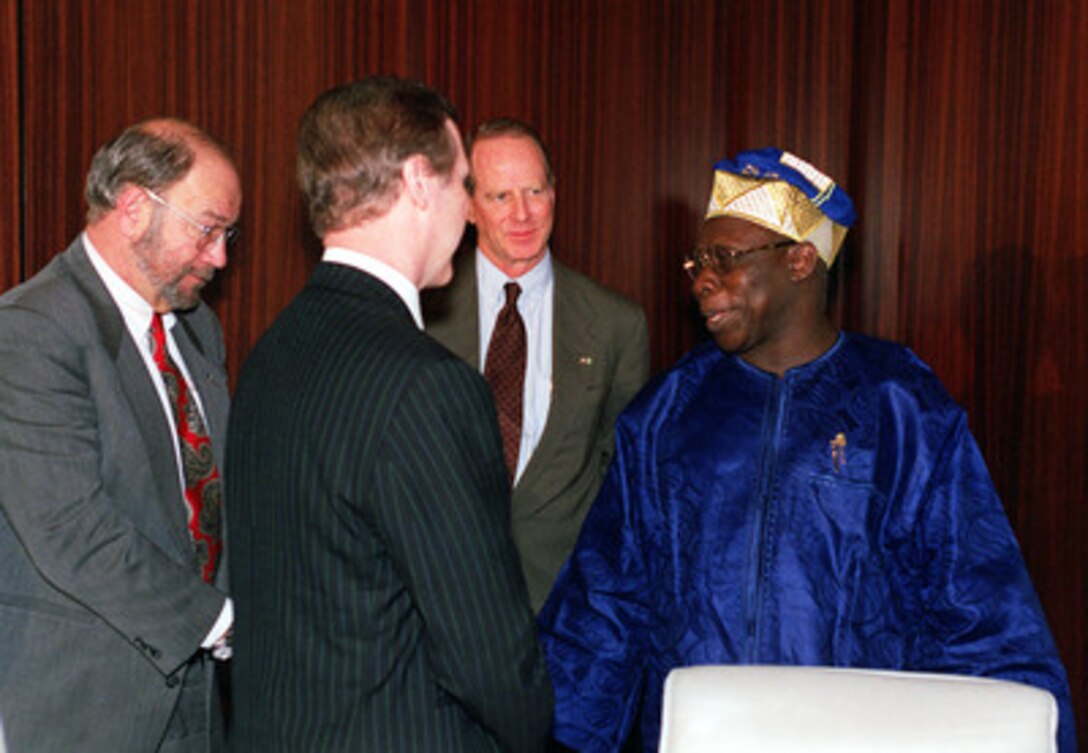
[
  {"x1": 4, "y1": 1, "x2": 1085, "y2": 745},
  {"x1": 0, "y1": 0, "x2": 19, "y2": 293}
]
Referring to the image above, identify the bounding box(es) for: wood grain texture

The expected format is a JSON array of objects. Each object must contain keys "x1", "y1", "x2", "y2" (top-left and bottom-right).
[
  {"x1": 0, "y1": 0, "x2": 19, "y2": 292},
  {"x1": 6, "y1": 0, "x2": 1086, "y2": 745}
]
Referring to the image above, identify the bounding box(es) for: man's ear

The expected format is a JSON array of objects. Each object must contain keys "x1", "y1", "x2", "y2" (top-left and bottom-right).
[
  {"x1": 115, "y1": 184, "x2": 151, "y2": 239},
  {"x1": 787, "y1": 242, "x2": 821, "y2": 282},
  {"x1": 401, "y1": 155, "x2": 432, "y2": 210}
]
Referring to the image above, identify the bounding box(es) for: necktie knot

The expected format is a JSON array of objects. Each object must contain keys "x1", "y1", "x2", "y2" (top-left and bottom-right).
[
  {"x1": 503, "y1": 281, "x2": 521, "y2": 308},
  {"x1": 149, "y1": 312, "x2": 167, "y2": 356}
]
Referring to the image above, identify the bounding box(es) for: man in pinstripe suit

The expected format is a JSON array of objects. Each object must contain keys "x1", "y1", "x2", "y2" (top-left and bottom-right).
[{"x1": 226, "y1": 78, "x2": 552, "y2": 752}]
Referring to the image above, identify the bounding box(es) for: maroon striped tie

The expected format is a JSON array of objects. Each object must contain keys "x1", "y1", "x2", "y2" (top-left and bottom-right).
[
  {"x1": 150, "y1": 313, "x2": 223, "y2": 582},
  {"x1": 484, "y1": 283, "x2": 526, "y2": 483}
]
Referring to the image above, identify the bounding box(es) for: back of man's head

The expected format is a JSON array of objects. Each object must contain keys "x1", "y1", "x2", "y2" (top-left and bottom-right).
[{"x1": 297, "y1": 77, "x2": 458, "y2": 237}]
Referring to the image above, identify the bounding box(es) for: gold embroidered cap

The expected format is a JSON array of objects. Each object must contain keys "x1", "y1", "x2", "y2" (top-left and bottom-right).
[{"x1": 706, "y1": 148, "x2": 856, "y2": 266}]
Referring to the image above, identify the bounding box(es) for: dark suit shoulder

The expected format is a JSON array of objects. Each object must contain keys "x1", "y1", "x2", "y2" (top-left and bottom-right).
[
  {"x1": 0, "y1": 244, "x2": 122, "y2": 348},
  {"x1": 420, "y1": 249, "x2": 476, "y2": 332},
  {"x1": 397, "y1": 344, "x2": 494, "y2": 419},
  {"x1": 1, "y1": 246, "x2": 83, "y2": 316},
  {"x1": 234, "y1": 264, "x2": 487, "y2": 452},
  {"x1": 554, "y1": 261, "x2": 645, "y2": 322}
]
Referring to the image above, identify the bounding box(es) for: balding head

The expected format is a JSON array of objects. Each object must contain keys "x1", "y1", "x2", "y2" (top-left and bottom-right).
[{"x1": 84, "y1": 118, "x2": 235, "y2": 223}]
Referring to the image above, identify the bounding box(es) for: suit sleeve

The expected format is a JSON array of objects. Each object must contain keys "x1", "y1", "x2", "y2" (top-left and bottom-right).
[
  {"x1": 912, "y1": 415, "x2": 1076, "y2": 752},
  {"x1": 0, "y1": 305, "x2": 225, "y2": 674},
  {"x1": 372, "y1": 357, "x2": 553, "y2": 752}
]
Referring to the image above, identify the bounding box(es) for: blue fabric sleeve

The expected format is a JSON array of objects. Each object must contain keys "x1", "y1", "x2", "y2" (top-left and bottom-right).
[
  {"x1": 913, "y1": 415, "x2": 1076, "y2": 752},
  {"x1": 538, "y1": 414, "x2": 652, "y2": 753}
]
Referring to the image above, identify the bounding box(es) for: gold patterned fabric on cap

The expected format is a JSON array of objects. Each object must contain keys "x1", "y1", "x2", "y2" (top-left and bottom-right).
[{"x1": 705, "y1": 149, "x2": 855, "y2": 267}]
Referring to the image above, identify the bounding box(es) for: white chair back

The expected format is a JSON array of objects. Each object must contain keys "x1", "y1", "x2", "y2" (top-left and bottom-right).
[{"x1": 658, "y1": 665, "x2": 1058, "y2": 753}]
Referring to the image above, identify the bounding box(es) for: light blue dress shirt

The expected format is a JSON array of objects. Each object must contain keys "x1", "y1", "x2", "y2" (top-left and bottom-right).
[{"x1": 476, "y1": 249, "x2": 554, "y2": 484}]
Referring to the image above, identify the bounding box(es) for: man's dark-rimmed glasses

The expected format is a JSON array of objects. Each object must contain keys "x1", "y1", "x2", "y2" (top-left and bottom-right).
[{"x1": 682, "y1": 240, "x2": 795, "y2": 279}]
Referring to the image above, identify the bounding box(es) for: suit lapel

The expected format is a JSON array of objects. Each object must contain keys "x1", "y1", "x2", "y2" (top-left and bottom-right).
[{"x1": 65, "y1": 241, "x2": 197, "y2": 557}]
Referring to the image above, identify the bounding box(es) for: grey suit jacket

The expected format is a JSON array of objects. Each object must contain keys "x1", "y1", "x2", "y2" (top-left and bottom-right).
[
  {"x1": 0, "y1": 239, "x2": 229, "y2": 752},
  {"x1": 227, "y1": 263, "x2": 552, "y2": 752},
  {"x1": 424, "y1": 250, "x2": 649, "y2": 611}
]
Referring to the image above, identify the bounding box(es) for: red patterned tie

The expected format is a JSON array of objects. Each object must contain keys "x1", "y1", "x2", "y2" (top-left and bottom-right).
[
  {"x1": 484, "y1": 282, "x2": 526, "y2": 483},
  {"x1": 150, "y1": 313, "x2": 223, "y2": 582}
]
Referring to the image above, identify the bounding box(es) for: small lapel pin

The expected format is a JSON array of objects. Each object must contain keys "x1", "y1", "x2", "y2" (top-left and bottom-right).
[
  {"x1": 577, "y1": 355, "x2": 594, "y2": 366},
  {"x1": 829, "y1": 432, "x2": 847, "y2": 473}
]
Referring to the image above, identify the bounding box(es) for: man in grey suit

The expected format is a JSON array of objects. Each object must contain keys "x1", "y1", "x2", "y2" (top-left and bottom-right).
[
  {"x1": 424, "y1": 118, "x2": 650, "y2": 612},
  {"x1": 0, "y1": 119, "x2": 240, "y2": 751},
  {"x1": 226, "y1": 78, "x2": 552, "y2": 752}
]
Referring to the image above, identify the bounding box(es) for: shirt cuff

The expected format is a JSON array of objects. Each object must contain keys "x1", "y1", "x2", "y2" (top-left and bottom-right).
[{"x1": 201, "y1": 598, "x2": 233, "y2": 649}]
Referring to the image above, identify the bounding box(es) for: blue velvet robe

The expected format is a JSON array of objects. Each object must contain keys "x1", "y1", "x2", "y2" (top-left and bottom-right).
[{"x1": 537, "y1": 333, "x2": 1075, "y2": 752}]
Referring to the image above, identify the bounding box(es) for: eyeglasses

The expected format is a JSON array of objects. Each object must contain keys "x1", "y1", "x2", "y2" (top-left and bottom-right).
[
  {"x1": 143, "y1": 188, "x2": 239, "y2": 249},
  {"x1": 682, "y1": 240, "x2": 794, "y2": 279}
]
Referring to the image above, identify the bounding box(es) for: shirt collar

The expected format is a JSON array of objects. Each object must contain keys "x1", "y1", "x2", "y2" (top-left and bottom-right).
[
  {"x1": 82, "y1": 232, "x2": 176, "y2": 341},
  {"x1": 322, "y1": 246, "x2": 423, "y2": 329},
  {"x1": 476, "y1": 248, "x2": 553, "y2": 304}
]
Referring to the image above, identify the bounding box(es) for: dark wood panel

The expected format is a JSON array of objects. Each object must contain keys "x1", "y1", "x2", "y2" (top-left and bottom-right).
[
  {"x1": 0, "y1": 0, "x2": 19, "y2": 292},
  {"x1": 851, "y1": 4, "x2": 1086, "y2": 734},
  {"x1": 1020, "y1": 0, "x2": 1088, "y2": 726},
  {"x1": 9, "y1": 0, "x2": 1086, "y2": 745}
]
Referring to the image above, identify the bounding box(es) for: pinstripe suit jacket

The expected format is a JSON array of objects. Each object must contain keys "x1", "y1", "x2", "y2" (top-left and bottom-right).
[
  {"x1": 227, "y1": 262, "x2": 552, "y2": 752},
  {"x1": 424, "y1": 251, "x2": 650, "y2": 611},
  {"x1": 0, "y1": 238, "x2": 230, "y2": 752}
]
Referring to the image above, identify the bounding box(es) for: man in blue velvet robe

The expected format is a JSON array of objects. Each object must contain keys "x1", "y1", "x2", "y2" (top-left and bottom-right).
[{"x1": 536, "y1": 149, "x2": 1076, "y2": 752}]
